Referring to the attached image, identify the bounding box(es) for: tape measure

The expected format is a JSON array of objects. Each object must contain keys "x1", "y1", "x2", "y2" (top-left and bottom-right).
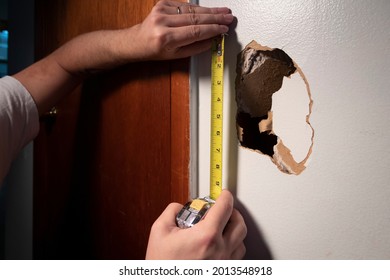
[
  {"x1": 210, "y1": 34, "x2": 225, "y2": 201},
  {"x1": 175, "y1": 35, "x2": 226, "y2": 228}
]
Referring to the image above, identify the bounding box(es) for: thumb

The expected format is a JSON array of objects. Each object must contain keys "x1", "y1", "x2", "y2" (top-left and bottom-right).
[
  {"x1": 155, "y1": 202, "x2": 183, "y2": 228},
  {"x1": 201, "y1": 190, "x2": 234, "y2": 233}
]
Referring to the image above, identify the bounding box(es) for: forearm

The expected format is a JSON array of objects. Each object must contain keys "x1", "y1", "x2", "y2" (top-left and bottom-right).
[
  {"x1": 12, "y1": 1, "x2": 233, "y2": 115},
  {"x1": 13, "y1": 29, "x2": 141, "y2": 115},
  {"x1": 52, "y1": 28, "x2": 147, "y2": 74}
]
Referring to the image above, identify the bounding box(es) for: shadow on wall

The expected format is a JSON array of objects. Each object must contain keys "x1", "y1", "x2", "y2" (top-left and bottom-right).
[
  {"x1": 225, "y1": 14, "x2": 240, "y2": 197},
  {"x1": 236, "y1": 199, "x2": 273, "y2": 260},
  {"x1": 227, "y1": 18, "x2": 273, "y2": 260}
]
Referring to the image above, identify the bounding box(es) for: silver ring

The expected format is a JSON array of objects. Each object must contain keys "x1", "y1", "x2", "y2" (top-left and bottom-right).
[{"x1": 177, "y1": 6, "x2": 182, "y2": 14}]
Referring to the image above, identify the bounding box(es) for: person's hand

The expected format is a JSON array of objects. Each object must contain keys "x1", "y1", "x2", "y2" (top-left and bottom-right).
[
  {"x1": 128, "y1": 0, "x2": 234, "y2": 61},
  {"x1": 145, "y1": 190, "x2": 247, "y2": 259},
  {"x1": 13, "y1": 0, "x2": 234, "y2": 115}
]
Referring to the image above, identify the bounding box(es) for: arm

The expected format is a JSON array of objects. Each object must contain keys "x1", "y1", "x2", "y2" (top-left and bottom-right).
[
  {"x1": 10, "y1": 0, "x2": 243, "y2": 259},
  {"x1": 146, "y1": 190, "x2": 247, "y2": 259},
  {"x1": 13, "y1": 0, "x2": 233, "y2": 115}
]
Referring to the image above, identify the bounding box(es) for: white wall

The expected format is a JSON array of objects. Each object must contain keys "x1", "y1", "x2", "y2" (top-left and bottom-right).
[{"x1": 195, "y1": 0, "x2": 390, "y2": 259}]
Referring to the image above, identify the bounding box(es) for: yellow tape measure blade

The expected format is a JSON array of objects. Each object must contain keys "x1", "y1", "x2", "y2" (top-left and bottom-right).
[{"x1": 210, "y1": 35, "x2": 225, "y2": 201}]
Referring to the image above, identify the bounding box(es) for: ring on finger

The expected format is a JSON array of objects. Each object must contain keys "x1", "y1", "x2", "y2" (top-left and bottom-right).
[{"x1": 188, "y1": 5, "x2": 195, "y2": 14}]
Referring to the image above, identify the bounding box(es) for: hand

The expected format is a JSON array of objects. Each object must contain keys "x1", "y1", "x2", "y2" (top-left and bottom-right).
[
  {"x1": 13, "y1": 0, "x2": 234, "y2": 115},
  {"x1": 145, "y1": 190, "x2": 247, "y2": 259},
  {"x1": 130, "y1": 0, "x2": 234, "y2": 60}
]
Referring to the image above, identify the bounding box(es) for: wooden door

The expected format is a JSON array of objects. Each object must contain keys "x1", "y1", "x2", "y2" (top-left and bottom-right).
[{"x1": 33, "y1": 0, "x2": 190, "y2": 259}]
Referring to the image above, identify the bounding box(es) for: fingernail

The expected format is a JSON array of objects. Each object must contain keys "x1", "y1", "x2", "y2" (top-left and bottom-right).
[
  {"x1": 221, "y1": 25, "x2": 229, "y2": 33},
  {"x1": 218, "y1": 7, "x2": 232, "y2": 14},
  {"x1": 224, "y1": 13, "x2": 234, "y2": 22}
]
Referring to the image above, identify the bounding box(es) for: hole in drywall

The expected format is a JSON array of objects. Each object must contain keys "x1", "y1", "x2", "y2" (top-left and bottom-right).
[
  {"x1": 235, "y1": 40, "x2": 314, "y2": 175},
  {"x1": 272, "y1": 74, "x2": 313, "y2": 163}
]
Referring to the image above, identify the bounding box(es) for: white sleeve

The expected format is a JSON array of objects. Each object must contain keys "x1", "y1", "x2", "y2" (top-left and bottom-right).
[{"x1": 0, "y1": 76, "x2": 39, "y2": 183}]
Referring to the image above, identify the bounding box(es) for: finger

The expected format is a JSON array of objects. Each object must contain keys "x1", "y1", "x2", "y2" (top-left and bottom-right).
[
  {"x1": 165, "y1": 24, "x2": 229, "y2": 52},
  {"x1": 154, "y1": 202, "x2": 183, "y2": 228},
  {"x1": 163, "y1": 1, "x2": 231, "y2": 15},
  {"x1": 201, "y1": 190, "x2": 234, "y2": 233},
  {"x1": 167, "y1": 13, "x2": 234, "y2": 27},
  {"x1": 223, "y1": 209, "x2": 247, "y2": 249},
  {"x1": 230, "y1": 243, "x2": 246, "y2": 260},
  {"x1": 178, "y1": 4, "x2": 231, "y2": 15}
]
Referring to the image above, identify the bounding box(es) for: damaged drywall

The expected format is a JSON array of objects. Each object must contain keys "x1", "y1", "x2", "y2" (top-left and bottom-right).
[{"x1": 235, "y1": 40, "x2": 314, "y2": 175}]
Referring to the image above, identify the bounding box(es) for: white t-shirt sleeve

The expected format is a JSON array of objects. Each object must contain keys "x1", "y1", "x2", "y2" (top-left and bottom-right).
[{"x1": 0, "y1": 76, "x2": 39, "y2": 183}]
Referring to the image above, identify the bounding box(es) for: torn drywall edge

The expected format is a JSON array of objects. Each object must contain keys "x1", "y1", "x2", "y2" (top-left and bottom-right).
[{"x1": 235, "y1": 40, "x2": 314, "y2": 175}]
